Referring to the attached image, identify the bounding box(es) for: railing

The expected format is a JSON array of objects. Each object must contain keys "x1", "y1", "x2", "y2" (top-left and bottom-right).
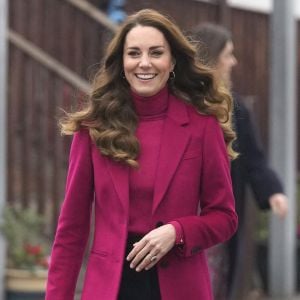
[
  {"x1": 8, "y1": 29, "x2": 91, "y2": 94},
  {"x1": 8, "y1": 0, "x2": 117, "y2": 92},
  {"x1": 65, "y1": 0, "x2": 118, "y2": 32}
]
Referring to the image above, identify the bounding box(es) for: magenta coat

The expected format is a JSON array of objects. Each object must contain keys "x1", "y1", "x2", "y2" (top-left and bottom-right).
[{"x1": 46, "y1": 94, "x2": 238, "y2": 300}]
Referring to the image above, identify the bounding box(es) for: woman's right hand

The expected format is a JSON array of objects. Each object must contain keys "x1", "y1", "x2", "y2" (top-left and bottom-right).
[
  {"x1": 126, "y1": 224, "x2": 176, "y2": 272},
  {"x1": 269, "y1": 193, "x2": 288, "y2": 218}
]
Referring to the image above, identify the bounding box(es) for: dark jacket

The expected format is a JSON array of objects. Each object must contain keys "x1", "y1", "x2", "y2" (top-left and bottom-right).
[
  {"x1": 231, "y1": 97, "x2": 283, "y2": 219},
  {"x1": 228, "y1": 96, "x2": 283, "y2": 288}
]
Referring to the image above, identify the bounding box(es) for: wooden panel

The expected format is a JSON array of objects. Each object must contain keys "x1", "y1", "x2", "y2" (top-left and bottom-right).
[
  {"x1": 125, "y1": 0, "x2": 219, "y2": 29},
  {"x1": 230, "y1": 8, "x2": 270, "y2": 148},
  {"x1": 9, "y1": 0, "x2": 109, "y2": 79},
  {"x1": 7, "y1": 0, "x2": 116, "y2": 232}
]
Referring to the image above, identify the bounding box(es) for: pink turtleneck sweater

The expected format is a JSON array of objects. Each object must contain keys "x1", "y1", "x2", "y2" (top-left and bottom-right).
[
  {"x1": 128, "y1": 87, "x2": 184, "y2": 246},
  {"x1": 128, "y1": 87, "x2": 168, "y2": 234}
]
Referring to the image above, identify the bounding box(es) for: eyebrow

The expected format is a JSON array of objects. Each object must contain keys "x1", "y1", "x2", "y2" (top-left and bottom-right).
[{"x1": 125, "y1": 45, "x2": 165, "y2": 51}]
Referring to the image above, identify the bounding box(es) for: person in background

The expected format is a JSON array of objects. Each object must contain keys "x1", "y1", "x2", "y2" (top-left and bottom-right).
[
  {"x1": 105, "y1": 0, "x2": 127, "y2": 24},
  {"x1": 191, "y1": 23, "x2": 288, "y2": 299},
  {"x1": 46, "y1": 9, "x2": 238, "y2": 300}
]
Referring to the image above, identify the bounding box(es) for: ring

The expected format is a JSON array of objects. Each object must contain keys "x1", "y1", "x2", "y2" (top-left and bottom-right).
[{"x1": 150, "y1": 255, "x2": 158, "y2": 262}]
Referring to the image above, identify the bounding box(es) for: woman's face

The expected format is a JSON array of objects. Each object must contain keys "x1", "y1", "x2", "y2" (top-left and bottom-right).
[
  {"x1": 123, "y1": 25, "x2": 175, "y2": 97},
  {"x1": 216, "y1": 40, "x2": 237, "y2": 86}
]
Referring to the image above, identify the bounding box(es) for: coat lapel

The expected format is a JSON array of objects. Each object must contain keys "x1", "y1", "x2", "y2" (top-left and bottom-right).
[
  {"x1": 152, "y1": 95, "x2": 191, "y2": 213},
  {"x1": 105, "y1": 159, "x2": 129, "y2": 213},
  {"x1": 105, "y1": 94, "x2": 191, "y2": 215}
]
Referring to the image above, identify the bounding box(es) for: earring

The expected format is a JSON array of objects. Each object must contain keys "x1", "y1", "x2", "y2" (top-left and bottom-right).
[
  {"x1": 169, "y1": 71, "x2": 175, "y2": 79},
  {"x1": 121, "y1": 71, "x2": 126, "y2": 79}
]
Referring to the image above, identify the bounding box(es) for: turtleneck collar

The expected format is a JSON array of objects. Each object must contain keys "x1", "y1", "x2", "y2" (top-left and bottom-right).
[{"x1": 131, "y1": 86, "x2": 169, "y2": 119}]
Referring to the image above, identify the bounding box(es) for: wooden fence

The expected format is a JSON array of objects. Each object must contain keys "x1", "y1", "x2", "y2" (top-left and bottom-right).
[
  {"x1": 7, "y1": 0, "x2": 300, "y2": 234},
  {"x1": 7, "y1": 0, "x2": 116, "y2": 233}
]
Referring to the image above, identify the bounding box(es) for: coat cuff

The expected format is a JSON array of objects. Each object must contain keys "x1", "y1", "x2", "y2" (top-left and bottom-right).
[{"x1": 169, "y1": 221, "x2": 184, "y2": 246}]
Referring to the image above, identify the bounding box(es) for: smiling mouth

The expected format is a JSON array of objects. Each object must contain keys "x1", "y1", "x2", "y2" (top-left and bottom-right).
[{"x1": 135, "y1": 74, "x2": 157, "y2": 80}]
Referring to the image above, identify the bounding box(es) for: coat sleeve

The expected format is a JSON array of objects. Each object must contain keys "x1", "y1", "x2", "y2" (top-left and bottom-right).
[
  {"x1": 46, "y1": 129, "x2": 94, "y2": 300},
  {"x1": 233, "y1": 101, "x2": 283, "y2": 209},
  {"x1": 174, "y1": 117, "x2": 238, "y2": 257}
]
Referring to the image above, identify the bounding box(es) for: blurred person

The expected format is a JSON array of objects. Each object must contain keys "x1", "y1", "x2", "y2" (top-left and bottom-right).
[
  {"x1": 99, "y1": 0, "x2": 126, "y2": 24},
  {"x1": 106, "y1": 0, "x2": 127, "y2": 24},
  {"x1": 191, "y1": 23, "x2": 288, "y2": 299},
  {"x1": 46, "y1": 9, "x2": 238, "y2": 300}
]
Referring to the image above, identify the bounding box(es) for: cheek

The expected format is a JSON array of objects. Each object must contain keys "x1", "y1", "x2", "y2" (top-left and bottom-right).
[
  {"x1": 123, "y1": 62, "x2": 131, "y2": 74},
  {"x1": 161, "y1": 61, "x2": 173, "y2": 76},
  {"x1": 221, "y1": 59, "x2": 232, "y2": 72},
  {"x1": 167, "y1": 60, "x2": 175, "y2": 72},
  {"x1": 217, "y1": 62, "x2": 228, "y2": 76},
  {"x1": 123, "y1": 58, "x2": 135, "y2": 74}
]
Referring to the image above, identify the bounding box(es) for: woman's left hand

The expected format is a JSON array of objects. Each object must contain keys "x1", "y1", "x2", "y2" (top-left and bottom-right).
[{"x1": 126, "y1": 224, "x2": 176, "y2": 272}]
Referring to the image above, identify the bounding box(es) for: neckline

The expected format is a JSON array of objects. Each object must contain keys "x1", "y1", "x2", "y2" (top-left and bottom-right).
[{"x1": 131, "y1": 86, "x2": 169, "y2": 119}]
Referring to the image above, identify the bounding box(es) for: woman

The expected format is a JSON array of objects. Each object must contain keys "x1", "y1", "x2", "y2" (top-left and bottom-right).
[
  {"x1": 192, "y1": 23, "x2": 288, "y2": 299},
  {"x1": 46, "y1": 10, "x2": 238, "y2": 300}
]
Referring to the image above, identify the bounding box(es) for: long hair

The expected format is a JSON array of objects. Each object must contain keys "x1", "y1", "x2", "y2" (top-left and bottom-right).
[{"x1": 60, "y1": 9, "x2": 237, "y2": 166}]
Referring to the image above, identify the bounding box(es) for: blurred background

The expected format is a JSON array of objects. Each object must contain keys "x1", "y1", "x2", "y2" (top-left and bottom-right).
[{"x1": 0, "y1": 0, "x2": 299, "y2": 299}]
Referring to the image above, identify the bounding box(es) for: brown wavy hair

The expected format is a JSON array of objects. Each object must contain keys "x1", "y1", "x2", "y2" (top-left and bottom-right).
[{"x1": 60, "y1": 9, "x2": 237, "y2": 167}]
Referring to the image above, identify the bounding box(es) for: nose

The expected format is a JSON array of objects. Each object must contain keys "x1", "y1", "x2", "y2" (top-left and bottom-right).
[{"x1": 139, "y1": 54, "x2": 151, "y2": 67}]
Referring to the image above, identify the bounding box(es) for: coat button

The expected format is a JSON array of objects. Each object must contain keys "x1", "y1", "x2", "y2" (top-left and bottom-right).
[{"x1": 155, "y1": 221, "x2": 164, "y2": 228}]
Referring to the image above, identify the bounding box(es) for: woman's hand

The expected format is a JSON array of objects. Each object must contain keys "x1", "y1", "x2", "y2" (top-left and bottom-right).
[
  {"x1": 126, "y1": 224, "x2": 176, "y2": 272},
  {"x1": 269, "y1": 193, "x2": 288, "y2": 218}
]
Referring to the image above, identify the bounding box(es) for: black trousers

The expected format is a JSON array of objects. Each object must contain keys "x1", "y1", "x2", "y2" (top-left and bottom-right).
[{"x1": 118, "y1": 235, "x2": 161, "y2": 300}]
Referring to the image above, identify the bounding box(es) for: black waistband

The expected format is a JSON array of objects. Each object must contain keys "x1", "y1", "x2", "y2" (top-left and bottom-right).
[{"x1": 127, "y1": 234, "x2": 143, "y2": 245}]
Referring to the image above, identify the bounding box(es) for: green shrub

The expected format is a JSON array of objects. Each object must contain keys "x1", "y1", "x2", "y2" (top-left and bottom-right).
[{"x1": 1, "y1": 206, "x2": 50, "y2": 270}]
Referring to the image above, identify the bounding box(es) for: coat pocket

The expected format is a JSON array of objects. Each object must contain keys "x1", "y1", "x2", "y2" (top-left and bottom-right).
[
  {"x1": 182, "y1": 149, "x2": 201, "y2": 160},
  {"x1": 90, "y1": 249, "x2": 109, "y2": 258}
]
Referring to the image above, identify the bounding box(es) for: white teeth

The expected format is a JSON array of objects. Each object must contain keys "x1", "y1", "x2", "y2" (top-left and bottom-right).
[{"x1": 136, "y1": 74, "x2": 156, "y2": 80}]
